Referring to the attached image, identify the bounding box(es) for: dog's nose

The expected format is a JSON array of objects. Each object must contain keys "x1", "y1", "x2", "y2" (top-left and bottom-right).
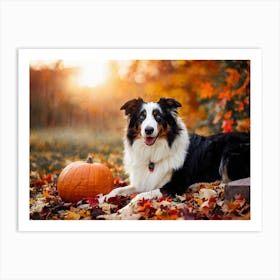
[{"x1": 145, "y1": 126, "x2": 154, "y2": 135}]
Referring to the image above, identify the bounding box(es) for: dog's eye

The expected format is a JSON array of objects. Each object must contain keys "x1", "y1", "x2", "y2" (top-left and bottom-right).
[
  {"x1": 153, "y1": 111, "x2": 161, "y2": 122},
  {"x1": 139, "y1": 111, "x2": 146, "y2": 122}
]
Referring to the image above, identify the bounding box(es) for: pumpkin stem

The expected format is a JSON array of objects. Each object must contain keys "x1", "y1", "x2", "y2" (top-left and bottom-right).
[{"x1": 86, "y1": 155, "x2": 94, "y2": 164}]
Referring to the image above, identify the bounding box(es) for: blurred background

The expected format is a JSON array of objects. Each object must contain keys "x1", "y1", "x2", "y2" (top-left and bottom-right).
[{"x1": 30, "y1": 60, "x2": 250, "y2": 175}]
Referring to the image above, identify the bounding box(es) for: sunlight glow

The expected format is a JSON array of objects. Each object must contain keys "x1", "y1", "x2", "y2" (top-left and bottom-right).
[
  {"x1": 30, "y1": 60, "x2": 109, "y2": 88},
  {"x1": 76, "y1": 61, "x2": 108, "y2": 87}
]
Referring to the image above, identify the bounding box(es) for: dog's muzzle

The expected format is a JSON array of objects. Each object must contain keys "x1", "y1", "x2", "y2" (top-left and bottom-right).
[{"x1": 144, "y1": 126, "x2": 158, "y2": 146}]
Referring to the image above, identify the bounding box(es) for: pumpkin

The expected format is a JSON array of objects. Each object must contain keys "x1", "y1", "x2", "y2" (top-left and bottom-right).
[{"x1": 57, "y1": 156, "x2": 114, "y2": 202}]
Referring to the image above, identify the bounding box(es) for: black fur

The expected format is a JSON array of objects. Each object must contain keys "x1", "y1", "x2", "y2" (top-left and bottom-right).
[
  {"x1": 121, "y1": 98, "x2": 144, "y2": 145},
  {"x1": 158, "y1": 97, "x2": 182, "y2": 146},
  {"x1": 161, "y1": 132, "x2": 250, "y2": 196},
  {"x1": 160, "y1": 106, "x2": 181, "y2": 147},
  {"x1": 121, "y1": 97, "x2": 250, "y2": 196}
]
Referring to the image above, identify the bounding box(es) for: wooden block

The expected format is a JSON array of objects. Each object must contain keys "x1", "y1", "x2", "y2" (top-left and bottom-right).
[{"x1": 224, "y1": 177, "x2": 250, "y2": 202}]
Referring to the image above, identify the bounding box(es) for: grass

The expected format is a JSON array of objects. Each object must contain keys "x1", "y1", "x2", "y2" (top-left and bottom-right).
[
  {"x1": 30, "y1": 127, "x2": 126, "y2": 178},
  {"x1": 31, "y1": 127, "x2": 123, "y2": 154}
]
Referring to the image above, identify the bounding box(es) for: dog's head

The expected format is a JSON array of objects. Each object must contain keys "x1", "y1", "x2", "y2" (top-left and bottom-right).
[{"x1": 121, "y1": 97, "x2": 181, "y2": 147}]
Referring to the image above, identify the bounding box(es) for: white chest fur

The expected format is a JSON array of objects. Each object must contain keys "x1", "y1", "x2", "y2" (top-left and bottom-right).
[{"x1": 123, "y1": 119, "x2": 189, "y2": 192}]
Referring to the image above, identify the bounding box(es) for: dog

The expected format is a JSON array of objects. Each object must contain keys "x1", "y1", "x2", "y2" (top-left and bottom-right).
[{"x1": 101, "y1": 97, "x2": 250, "y2": 210}]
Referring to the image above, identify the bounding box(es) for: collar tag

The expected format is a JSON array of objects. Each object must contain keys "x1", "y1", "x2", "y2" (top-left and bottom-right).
[{"x1": 148, "y1": 162, "x2": 155, "y2": 172}]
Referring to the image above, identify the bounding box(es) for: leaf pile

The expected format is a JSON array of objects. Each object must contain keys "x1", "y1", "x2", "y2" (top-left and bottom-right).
[
  {"x1": 30, "y1": 174, "x2": 250, "y2": 220},
  {"x1": 99, "y1": 181, "x2": 250, "y2": 220}
]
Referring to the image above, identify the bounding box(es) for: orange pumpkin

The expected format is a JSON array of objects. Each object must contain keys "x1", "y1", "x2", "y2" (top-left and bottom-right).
[{"x1": 57, "y1": 156, "x2": 114, "y2": 202}]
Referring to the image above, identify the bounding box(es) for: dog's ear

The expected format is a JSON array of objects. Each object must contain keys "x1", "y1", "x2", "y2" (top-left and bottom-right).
[
  {"x1": 120, "y1": 97, "x2": 144, "y2": 116},
  {"x1": 158, "y1": 98, "x2": 182, "y2": 112}
]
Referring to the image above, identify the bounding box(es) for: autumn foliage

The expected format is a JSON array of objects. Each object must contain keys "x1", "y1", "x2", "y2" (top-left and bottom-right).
[
  {"x1": 29, "y1": 59, "x2": 250, "y2": 220},
  {"x1": 30, "y1": 60, "x2": 250, "y2": 135}
]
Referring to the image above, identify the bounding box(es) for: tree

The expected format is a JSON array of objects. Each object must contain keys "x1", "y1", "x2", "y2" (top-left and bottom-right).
[{"x1": 120, "y1": 60, "x2": 250, "y2": 135}]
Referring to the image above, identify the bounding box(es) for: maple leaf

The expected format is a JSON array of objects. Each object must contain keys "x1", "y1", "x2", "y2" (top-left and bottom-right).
[
  {"x1": 235, "y1": 101, "x2": 245, "y2": 112},
  {"x1": 223, "y1": 110, "x2": 233, "y2": 120},
  {"x1": 222, "y1": 119, "x2": 234, "y2": 133},
  {"x1": 158, "y1": 196, "x2": 173, "y2": 202},
  {"x1": 87, "y1": 197, "x2": 99, "y2": 207},
  {"x1": 33, "y1": 179, "x2": 45, "y2": 187},
  {"x1": 199, "y1": 82, "x2": 215, "y2": 99},
  {"x1": 200, "y1": 201, "x2": 210, "y2": 216},
  {"x1": 236, "y1": 118, "x2": 250, "y2": 132},
  {"x1": 137, "y1": 200, "x2": 153, "y2": 211},
  {"x1": 243, "y1": 96, "x2": 250, "y2": 105},
  {"x1": 43, "y1": 190, "x2": 51, "y2": 198},
  {"x1": 65, "y1": 210, "x2": 80, "y2": 220},
  {"x1": 168, "y1": 209, "x2": 178, "y2": 215},
  {"x1": 208, "y1": 196, "x2": 217, "y2": 209},
  {"x1": 107, "y1": 195, "x2": 130, "y2": 209},
  {"x1": 218, "y1": 89, "x2": 232, "y2": 100},
  {"x1": 225, "y1": 68, "x2": 240, "y2": 87},
  {"x1": 43, "y1": 174, "x2": 52, "y2": 183}
]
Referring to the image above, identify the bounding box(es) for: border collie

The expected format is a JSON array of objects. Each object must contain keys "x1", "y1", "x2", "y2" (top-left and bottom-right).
[{"x1": 102, "y1": 97, "x2": 250, "y2": 209}]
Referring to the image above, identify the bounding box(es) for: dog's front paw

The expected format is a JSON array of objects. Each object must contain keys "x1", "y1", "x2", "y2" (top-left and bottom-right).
[
  {"x1": 129, "y1": 189, "x2": 162, "y2": 204},
  {"x1": 99, "y1": 185, "x2": 137, "y2": 204},
  {"x1": 97, "y1": 189, "x2": 121, "y2": 204},
  {"x1": 97, "y1": 193, "x2": 106, "y2": 204}
]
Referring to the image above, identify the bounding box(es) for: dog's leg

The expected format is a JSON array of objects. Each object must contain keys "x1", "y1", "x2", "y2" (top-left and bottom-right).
[
  {"x1": 129, "y1": 189, "x2": 163, "y2": 205},
  {"x1": 98, "y1": 185, "x2": 137, "y2": 204},
  {"x1": 98, "y1": 189, "x2": 163, "y2": 219}
]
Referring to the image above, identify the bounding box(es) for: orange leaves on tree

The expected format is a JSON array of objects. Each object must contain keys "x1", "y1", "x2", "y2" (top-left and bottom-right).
[
  {"x1": 194, "y1": 126, "x2": 210, "y2": 136},
  {"x1": 223, "y1": 110, "x2": 232, "y2": 120},
  {"x1": 30, "y1": 60, "x2": 250, "y2": 137},
  {"x1": 243, "y1": 96, "x2": 250, "y2": 105},
  {"x1": 218, "y1": 89, "x2": 232, "y2": 101},
  {"x1": 199, "y1": 82, "x2": 215, "y2": 99},
  {"x1": 211, "y1": 65, "x2": 250, "y2": 133},
  {"x1": 225, "y1": 68, "x2": 240, "y2": 87},
  {"x1": 235, "y1": 101, "x2": 245, "y2": 112},
  {"x1": 236, "y1": 118, "x2": 250, "y2": 132},
  {"x1": 217, "y1": 98, "x2": 227, "y2": 109},
  {"x1": 235, "y1": 74, "x2": 250, "y2": 95},
  {"x1": 222, "y1": 119, "x2": 234, "y2": 133},
  {"x1": 221, "y1": 110, "x2": 234, "y2": 132}
]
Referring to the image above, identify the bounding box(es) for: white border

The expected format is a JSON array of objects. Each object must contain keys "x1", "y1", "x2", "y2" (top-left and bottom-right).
[{"x1": 18, "y1": 48, "x2": 262, "y2": 232}]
